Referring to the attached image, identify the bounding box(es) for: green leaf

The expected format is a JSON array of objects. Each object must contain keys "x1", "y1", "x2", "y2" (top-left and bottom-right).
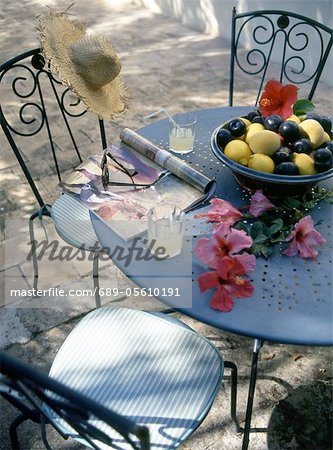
[
  {"x1": 303, "y1": 200, "x2": 317, "y2": 209},
  {"x1": 234, "y1": 222, "x2": 249, "y2": 233},
  {"x1": 267, "y1": 218, "x2": 284, "y2": 236},
  {"x1": 259, "y1": 245, "x2": 269, "y2": 258},
  {"x1": 293, "y1": 99, "x2": 315, "y2": 116},
  {"x1": 254, "y1": 233, "x2": 269, "y2": 244},
  {"x1": 265, "y1": 246, "x2": 275, "y2": 258},
  {"x1": 258, "y1": 211, "x2": 278, "y2": 225},
  {"x1": 251, "y1": 243, "x2": 274, "y2": 259},
  {"x1": 270, "y1": 232, "x2": 288, "y2": 243},
  {"x1": 272, "y1": 218, "x2": 284, "y2": 225},
  {"x1": 242, "y1": 213, "x2": 253, "y2": 219},
  {"x1": 250, "y1": 221, "x2": 264, "y2": 239},
  {"x1": 282, "y1": 197, "x2": 302, "y2": 209},
  {"x1": 250, "y1": 243, "x2": 265, "y2": 257}
]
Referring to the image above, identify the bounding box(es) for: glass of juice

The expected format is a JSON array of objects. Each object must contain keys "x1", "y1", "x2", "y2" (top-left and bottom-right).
[
  {"x1": 147, "y1": 203, "x2": 185, "y2": 258},
  {"x1": 169, "y1": 113, "x2": 196, "y2": 154}
]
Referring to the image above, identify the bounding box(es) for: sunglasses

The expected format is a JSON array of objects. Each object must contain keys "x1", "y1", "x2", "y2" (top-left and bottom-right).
[{"x1": 100, "y1": 151, "x2": 164, "y2": 190}]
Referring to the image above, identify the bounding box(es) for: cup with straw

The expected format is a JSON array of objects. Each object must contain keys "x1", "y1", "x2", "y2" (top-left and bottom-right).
[{"x1": 144, "y1": 108, "x2": 197, "y2": 154}]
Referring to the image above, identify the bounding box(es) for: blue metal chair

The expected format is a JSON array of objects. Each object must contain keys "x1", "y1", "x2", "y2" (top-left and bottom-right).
[
  {"x1": 0, "y1": 307, "x2": 239, "y2": 449},
  {"x1": 0, "y1": 48, "x2": 109, "y2": 307},
  {"x1": 229, "y1": 8, "x2": 333, "y2": 106}
]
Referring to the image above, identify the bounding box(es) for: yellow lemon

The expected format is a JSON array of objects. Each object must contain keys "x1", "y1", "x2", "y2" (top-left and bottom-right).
[
  {"x1": 248, "y1": 154, "x2": 275, "y2": 173},
  {"x1": 286, "y1": 114, "x2": 301, "y2": 124},
  {"x1": 292, "y1": 153, "x2": 317, "y2": 175},
  {"x1": 245, "y1": 123, "x2": 265, "y2": 143},
  {"x1": 299, "y1": 119, "x2": 326, "y2": 148},
  {"x1": 323, "y1": 131, "x2": 331, "y2": 143},
  {"x1": 240, "y1": 117, "x2": 252, "y2": 127},
  {"x1": 224, "y1": 140, "x2": 252, "y2": 166},
  {"x1": 248, "y1": 130, "x2": 281, "y2": 156}
]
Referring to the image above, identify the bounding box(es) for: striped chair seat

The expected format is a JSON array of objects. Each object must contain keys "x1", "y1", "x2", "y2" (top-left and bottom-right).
[
  {"x1": 51, "y1": 194, "x2": 102, "y2": 250},
  {"x1": 48, "y1": 307, "x2": 224, "y2": 449}
]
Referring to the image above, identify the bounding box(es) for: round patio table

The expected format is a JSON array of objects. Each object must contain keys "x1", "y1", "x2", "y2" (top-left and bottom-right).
[{"x1": 90, "y1": 106, "x2": 333, "y2": 449}]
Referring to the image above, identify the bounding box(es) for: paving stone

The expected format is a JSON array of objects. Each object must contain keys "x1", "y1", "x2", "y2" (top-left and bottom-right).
[
  {"x1": 0, "y1": 307, "x2": 32, "y2": 346},
  {"x1": 0, "y1": 143, "x2": 19, "y2": 170},
  {"x1": 1, "y1": 264, "x2": 31, "y2": 307},
  {"x1": 19, "y1": 251, "x2": 82, "y2": 291},
  {"x1": 5, "y1": 182, "x2": 40, "y2": 210},
  {"x1": 0, "y1": 167, "x2": 16, "y2": 186},
  {"x1": 69, "y1": 250, "x2": 113, "y2": 277},
  {"x1": 0, "y1": 190, "x2": 14, "y2": 213}
]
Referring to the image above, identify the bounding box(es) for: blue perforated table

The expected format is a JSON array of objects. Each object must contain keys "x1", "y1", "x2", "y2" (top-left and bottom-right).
[{"x1": 91, "y1": 106, "x2": 333, "y2": 449}]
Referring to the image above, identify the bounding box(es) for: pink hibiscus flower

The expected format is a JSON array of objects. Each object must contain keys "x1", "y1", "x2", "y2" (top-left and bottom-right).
[
  {"x1": 195, "y1": 226, "x2": 254, "y2": 269},
  {"x1": 194, "y1": 198, "x2": 242, "y2": 227},
  {"x1": 198, "y1": 256, "x2": 254, "y2": 312},
  {"x1": 233, "y1": 253, "x2": 256, "y2": 274},
  {"x1": 259, "y1": 80, "x2": 298, "y2": 119},
  {"x1": 283, "y1": 215, "x2": 326, "y2": 259},
  {"x1": 249, "y1": 190, "x2": 275, "y2": 218}
]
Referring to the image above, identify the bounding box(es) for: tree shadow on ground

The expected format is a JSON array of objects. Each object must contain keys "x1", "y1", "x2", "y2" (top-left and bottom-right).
[{"x1": 267, "y1": 382, "x2": 332, "y2": 449}]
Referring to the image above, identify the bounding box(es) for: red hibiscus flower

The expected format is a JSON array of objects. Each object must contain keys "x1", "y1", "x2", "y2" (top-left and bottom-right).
[
  {"x1": 194, "y1": 198, "x2": 243, "y2": 227},
  {"x1": 259, "y1": 80, "x2": 298, "y2": 119},
  {"x1": 195, "y1": 226, "x2": 254, "y2": 269},
  {"x1": 249, "y1": 190, "x2": 275, "y2": 218},
  {"x1": 198, "y1": 256, "x2": 254, "y2": 312},
  {"x1": 283, "y1": 215, "x2": 326, "y2": 259}
]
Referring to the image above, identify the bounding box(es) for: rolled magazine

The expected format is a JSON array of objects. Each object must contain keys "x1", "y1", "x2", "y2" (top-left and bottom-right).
[{"x1": 120, "y1": 128, "x2": 215, "y2": 194}]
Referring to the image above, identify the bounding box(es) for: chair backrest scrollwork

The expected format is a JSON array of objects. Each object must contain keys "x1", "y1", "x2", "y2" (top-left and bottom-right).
[
  {"x1": 229, "y1": 9, "x2": 333, "y2": 106},
  {"x1": 0, "y1": 48, "x2": 107, "y2": 208}
]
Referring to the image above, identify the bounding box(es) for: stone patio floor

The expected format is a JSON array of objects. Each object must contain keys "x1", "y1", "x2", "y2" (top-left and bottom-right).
[{"x1": 0, "y1": 1, "x2": 332, "y2": 449}]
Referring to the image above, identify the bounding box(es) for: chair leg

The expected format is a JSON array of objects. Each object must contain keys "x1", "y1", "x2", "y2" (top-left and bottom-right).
[
  {"x1": 224, "y1": 360, "x2": 240, "y2": 432},
  {"x1": 9, "y1": 413, "x2": 30, "y2": 450},
  {"x1": 159, "y1": 308, "x2": 176, "y2": 314},
  {"x1": 10, "y1": 413, "x2": 54, "y2": 450},
  {"x1": 92, "y1": 251, "x2": 101, "y2": 308},
  {"x1": 40, "y1": 416, "x2": 53, "y2": 450},
  {"x1": 242, "y1": 338, "x2": 263, "y2": 450},
  {"x1": 29, "y1": 211, "x2": 40, "y2": 291},
  {"x1": 28, "y1": 206, "x2": 51, "y2": 291}
]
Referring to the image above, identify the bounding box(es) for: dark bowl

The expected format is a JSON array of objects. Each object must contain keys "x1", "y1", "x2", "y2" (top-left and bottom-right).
[{"x1": 211, "y1": 122, "x2": 333, "y2": 198}]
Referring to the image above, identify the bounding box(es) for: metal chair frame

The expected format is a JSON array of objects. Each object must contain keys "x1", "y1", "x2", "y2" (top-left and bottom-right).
[
  {"x1": 0, "y1": 48, "x2": 108, "y2": 307},
  {"x1": 229, "y1": 8, "x2": 333, "y2": 106},
  {"x1": 0, "y1": 352, "x2": 150, "y2": 450}
]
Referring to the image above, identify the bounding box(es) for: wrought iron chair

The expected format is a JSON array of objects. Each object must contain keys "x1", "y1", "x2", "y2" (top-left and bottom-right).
[
  {"x1": 229, "y1": 8, "x2": 333, "y2": 106},
  {"x1": 0, "y1": 307, "x2": 240, "y2": 449},
  {"x1": 0, "y1": 48, "x2": 110, "y2": 307}
]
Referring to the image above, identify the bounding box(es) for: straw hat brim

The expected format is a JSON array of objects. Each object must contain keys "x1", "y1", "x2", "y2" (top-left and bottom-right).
[{"x1": 36, "y1": 8, "x2": 128, "y2": 120}]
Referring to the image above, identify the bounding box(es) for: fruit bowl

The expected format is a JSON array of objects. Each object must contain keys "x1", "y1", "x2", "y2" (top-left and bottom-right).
[{"x1": 211, "y1": 117, "x2": 333, "y2": 198}]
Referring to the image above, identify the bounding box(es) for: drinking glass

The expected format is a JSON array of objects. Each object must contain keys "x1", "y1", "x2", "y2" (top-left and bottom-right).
[
  {"x1": 147, "y1": 204, "x2": 185, "y2": 258},
  {"x1": 169, "y1": 113, "x2": 196, "y2": 154}
]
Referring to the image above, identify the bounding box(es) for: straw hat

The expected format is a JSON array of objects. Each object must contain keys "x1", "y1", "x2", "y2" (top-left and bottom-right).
[{"x1": 36, "y1": 6, "x2": 128, "y2": 120}]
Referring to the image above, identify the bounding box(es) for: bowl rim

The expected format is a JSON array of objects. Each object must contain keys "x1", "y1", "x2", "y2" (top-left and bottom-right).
[{"x1": 211, "y1": 122, "x2": 333, "y2": 185}]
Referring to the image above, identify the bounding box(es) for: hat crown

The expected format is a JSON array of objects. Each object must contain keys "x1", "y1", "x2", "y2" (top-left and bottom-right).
[
  {"x1": 36, "y1": 8, "x2": 128, "y2": 119},
  {"x1": 69, "y1": 37, "x2": 122, "y2": 88}
]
